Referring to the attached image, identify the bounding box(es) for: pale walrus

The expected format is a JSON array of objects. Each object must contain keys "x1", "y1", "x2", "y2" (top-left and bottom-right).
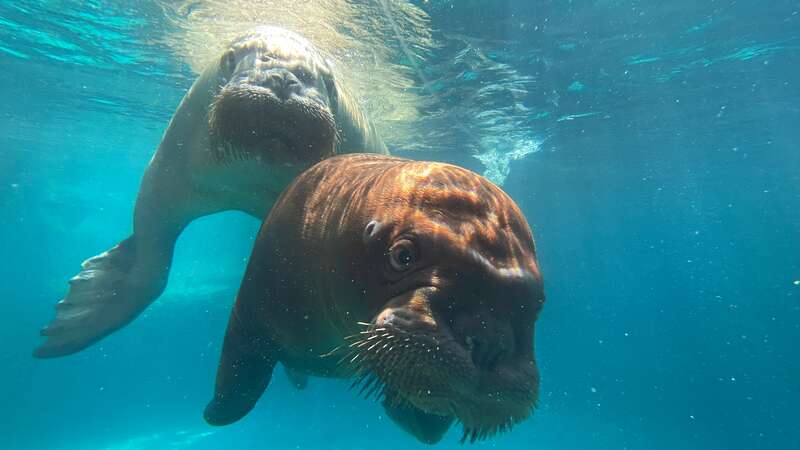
[
  {"x1": 34, "y1": 26, "x2": 386, "y2": 358},
  {"x1": 205, "y1": 154, "x2": 545, "y2": 444}
]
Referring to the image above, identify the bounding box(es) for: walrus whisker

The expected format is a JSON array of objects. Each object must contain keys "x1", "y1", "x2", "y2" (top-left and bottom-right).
[
  {"x1": 363, "y1": 376, "x2": 385, "y2": 399},
  {"x1": 350, "y1": 332, "x2": 388, "y2": 349},
  {"x1": 376, "y1": 385, "x2": 389, "y2": 402},
  {"x1": 319, "y1": 345, "x2": 344, "y2": 359},
  {"x1": 373, "y1": 345, "x2": 399, "y2": 371},
  {"x1": 349, "y1": 352, "x2": 367, "y2": 365},
  {"x1": 335, "y1": 349, "x2": 355, "y2": 366},
  {"x1": 350, "y1": 339, "x2": 369, "y2": 349},
  {"x1": 342, "y1": 357, "x2": 369, "y2": 378},
  {"x1": 349, "y1": 375, "x2": 367, "y2": 391},
  {"x1": 367, "y1": 375, "x2": 390, "y2": 402},
  {"x1": 358, "y1": 374, "x2": 378, "y2": 395},
  {"x1": 347, "y1": 371, "x2": 387, "y2": 403}
]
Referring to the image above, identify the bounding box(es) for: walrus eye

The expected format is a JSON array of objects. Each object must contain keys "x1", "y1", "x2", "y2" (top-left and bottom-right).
[{"x1": 389, "y1": 240, "x2": 418, "y2": 272}]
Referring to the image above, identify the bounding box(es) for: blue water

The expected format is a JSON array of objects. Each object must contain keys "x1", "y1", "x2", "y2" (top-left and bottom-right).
[{"x1": 2, "y1": 1, "x2": 799, "y2": 449}]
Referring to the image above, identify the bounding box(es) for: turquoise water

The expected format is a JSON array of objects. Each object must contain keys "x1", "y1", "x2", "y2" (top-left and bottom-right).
[{"x1": 2, "y1": 1, "x2": 799, "y2": 449}]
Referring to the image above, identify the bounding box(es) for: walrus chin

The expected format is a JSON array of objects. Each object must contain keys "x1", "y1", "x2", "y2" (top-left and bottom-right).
[
  {"x1": 340, "y1": 287, "x2": 540, "y2": 444},
  {"x1": 207, "y1": 83, "x2": 339, "y2": 165}
]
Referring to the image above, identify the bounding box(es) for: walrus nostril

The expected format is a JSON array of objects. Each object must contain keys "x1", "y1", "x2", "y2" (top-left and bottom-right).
[
  {"x1": 378, "y1": 312, "x2": 397, "y2": 326},
  {"x1": 362, "y1": 220, "x2": 381, "y2": 244},
  {"x1": 251, "y1": 69, "x2": 302, "y2": 99}
]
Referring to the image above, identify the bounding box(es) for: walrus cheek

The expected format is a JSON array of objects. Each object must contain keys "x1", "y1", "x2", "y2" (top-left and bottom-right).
[
  {"x1": 403, "y1": 346, "x2": 539, "y2": 436},
  {"x1": 357, "y1": 319, "x2": 479, "y2": 400},
  {"x1": 386, "y1": 344, "x2": 480, "y2": 415},
  {"x1": 298, "y1": 87, "x2": 331, "y2": 110}
]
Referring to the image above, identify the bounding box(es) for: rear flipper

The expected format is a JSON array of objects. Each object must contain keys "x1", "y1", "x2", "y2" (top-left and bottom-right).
[
  {"x1": 34, "y1": 235, "x2": 172, "y2": 358},
  {"x1": 205, "y1": 306, "x2": 278, "y2": 426},
  {"x1": 383, "y1": 390, "x2": 454, "y2": 444}
]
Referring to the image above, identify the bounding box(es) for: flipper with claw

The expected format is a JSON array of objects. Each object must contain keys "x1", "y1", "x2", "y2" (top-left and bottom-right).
[
  {"x1": 34, "y1": 234, "x2": 174, "y2": 358},
  {"x1": 205, "y1": 302, "x2": 278, "y2": 426}
]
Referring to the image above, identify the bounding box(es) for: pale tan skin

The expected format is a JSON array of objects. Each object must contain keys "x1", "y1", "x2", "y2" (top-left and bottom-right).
[
  {"x1": 34, "y1": 27, "x2": 385, "y2": 358},
  {"x1": 207, "y1": 154, "x2": 545, "y2": 444}
]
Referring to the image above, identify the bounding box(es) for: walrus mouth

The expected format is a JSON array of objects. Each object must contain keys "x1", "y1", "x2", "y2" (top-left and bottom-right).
[
  {"x1": 208, "y1": 84, "x2": 339, "y2": 165},
  {"x1": 339, "y1": 315, "x2": 539, "y2": 443}
]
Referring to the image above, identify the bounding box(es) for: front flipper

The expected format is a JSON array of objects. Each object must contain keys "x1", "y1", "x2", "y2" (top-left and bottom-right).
[
  {"x1": 35, "y1": 158, "x2": 192, "y2": 358},
  {"x1": 204, "y1": 306, "x2": 278, "y2": 426},
  {"x1": 34, "y1": 236, "x2": 172, "y2": 358},
  {"x1": 383, "y1": 391, "x2": 454, "y2": 444}
]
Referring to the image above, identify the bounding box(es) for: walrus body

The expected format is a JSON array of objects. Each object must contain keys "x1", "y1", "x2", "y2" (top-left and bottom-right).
[
  {"x1": 35, "y1": 27, "x2": 386, "y2": 358},
  {"x1": 206, "y1": 154, "x2": 545, "y2": 444}
]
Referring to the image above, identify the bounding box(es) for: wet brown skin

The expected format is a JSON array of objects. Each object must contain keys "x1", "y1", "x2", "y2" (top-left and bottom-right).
[{"x1": 205, "y1": 154, "x2": 545, "y2": 444}]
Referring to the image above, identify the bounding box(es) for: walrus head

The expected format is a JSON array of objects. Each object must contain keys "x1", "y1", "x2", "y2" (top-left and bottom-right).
[
  {"x1": 343, "y1": 163, "x2": 545, "y2": 443},
  {"x1": 208, "y1": 27, "x2": 339, "y2": 166}
]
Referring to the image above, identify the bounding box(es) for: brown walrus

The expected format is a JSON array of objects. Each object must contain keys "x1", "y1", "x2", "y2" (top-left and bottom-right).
[{"x1": 205, "y1": 154, "x2": 545, "y2": 444}]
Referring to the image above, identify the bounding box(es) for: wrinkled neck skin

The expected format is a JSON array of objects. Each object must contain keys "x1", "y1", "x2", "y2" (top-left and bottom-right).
[{"x1": 333, "y1": 81, "x2": 387, "y2": 155}]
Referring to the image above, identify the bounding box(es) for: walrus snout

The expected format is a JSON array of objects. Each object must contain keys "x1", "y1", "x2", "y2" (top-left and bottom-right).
[
  {"x1": 374, "y1": 305, "x2": 433, "y2": 330},
  {"x1": 238, "y1": 68, "x2": 304, "y2": 100},
  {"x1": 464, "y1": 331, "x2": 512, "y2": 371},
  {"x1": 208, "y1": 82, "x2": 337, "y2": 165},
  {"x1": 377, "y1": 301, "x2": 514, "y2": 372},
  {"x1": 358, "y1": 276, "x2": 541, "y2": 441}
]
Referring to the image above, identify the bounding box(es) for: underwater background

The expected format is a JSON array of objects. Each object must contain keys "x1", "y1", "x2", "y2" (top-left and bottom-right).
[{"x1": 1, "y1": 1, "x2": 798, "y2": 449}]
